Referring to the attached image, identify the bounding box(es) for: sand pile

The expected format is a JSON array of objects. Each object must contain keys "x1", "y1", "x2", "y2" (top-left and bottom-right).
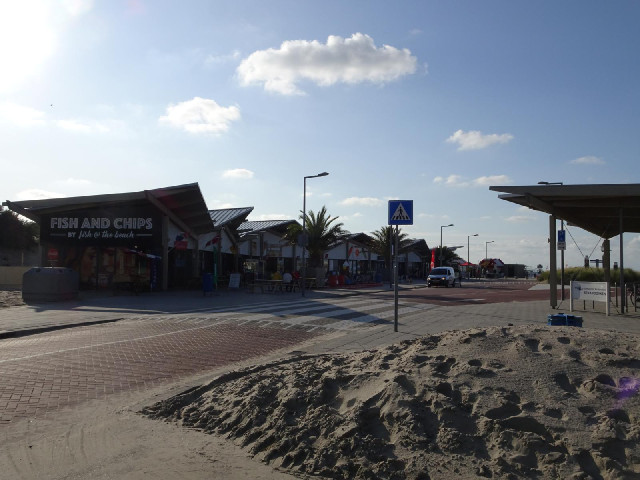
[{"x1": 143, "y1": 325, "x2": 640, "y2": 479}]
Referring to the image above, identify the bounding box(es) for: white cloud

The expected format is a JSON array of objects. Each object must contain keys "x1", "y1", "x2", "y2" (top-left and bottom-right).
[
  {"x1": 446, "y1": 130, "x2": 514, "y2": 151},
  {"x1": 62, "y1": 0, "x2": 94, "y2": 16},
  {"x1": 433, "y1": 175, "x2": 469, "y2": 187},
  {"x1": 505, "y1": 215, "x2": 536, "y2": 223},
  {"x1": 208, "y1": 201, "x2": 235, "y2": 209},
  {"x1": 237, "y1": 33, "x2": 417, "y2": 95},
  {"x1": 222, "y1": 168, "x2": 254, "y2": 179},
  {"x1": 254, "y1": 213, "x2": 289, "y2": 221},
  {"x1": 16, "y1": 189, "x2": 65, "y2": 200},
  {"x1": 57, "y1": 119, "x2": 109, "y2": 133},
  {"x1": 340, "y1": 197, "x2": 383, "y2": 207},
  {"x1": 570, "y1": 156, "x2": 605, "y2": 165},
  {"x1": 159, "y1": 97, "x2": 240, "y2": 134},
  {"x1": 434, "y1": 174, "x2": 512, "y2": 187},
  {"x1": 205, "y1": 50, "x2": 241, "y2": 66},
  {"x1": 0, "y1": 102, "x2": 46, "y2": 126},
  {"x1": 55, "y1": 177, "x2": 93, "y2": 186},
  {"x1": 473, "y1": 175, "x2": 512, "y2": 186}
]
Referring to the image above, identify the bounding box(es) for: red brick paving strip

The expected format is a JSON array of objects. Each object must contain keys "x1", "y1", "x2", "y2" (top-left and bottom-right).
[{"x1": 0, "y1": 319, "x2": 321, "y2": 424}]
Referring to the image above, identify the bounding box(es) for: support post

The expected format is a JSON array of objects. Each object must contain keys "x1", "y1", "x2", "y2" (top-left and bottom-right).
[
  {"x1": 394, "y1": 225, "x2": 399, "y2": 332},
  {"x1": 162, "y1": 215, "x2": 169, "y2": 291},
  {"x1": 560, "y1": 220, "x2": 565, "y2": 301},
  {"x1": 619, "y1": 209, "x2": 625, "y2": 312},
  {"x1": 549, "y1": 215, "x2": 557, "y2": 309}
]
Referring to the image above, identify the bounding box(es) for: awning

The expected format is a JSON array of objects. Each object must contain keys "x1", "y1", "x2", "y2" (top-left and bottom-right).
[{"x1": 489, "y1": 183, "x2": 640, "y2": 238}]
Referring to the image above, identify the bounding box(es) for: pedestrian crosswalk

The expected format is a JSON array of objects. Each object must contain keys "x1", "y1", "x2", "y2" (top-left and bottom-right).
[{"x1": 134, "y1": 296, "x2": 439, "y2": 333}]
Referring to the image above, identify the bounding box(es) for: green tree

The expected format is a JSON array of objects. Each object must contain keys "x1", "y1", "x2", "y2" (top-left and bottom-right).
[
  {"x1": 284, "y1": 206, "x2": 347, "y2": 268},
  {"x1": 369, "y1": 226, "x2": 413, "y2": 270},
  {"x1": 433, "y1": 246, "x2": 464, "y2": 267},
  {"x1": 0, "y1": 209, "x2": 39, "y2": 250}
]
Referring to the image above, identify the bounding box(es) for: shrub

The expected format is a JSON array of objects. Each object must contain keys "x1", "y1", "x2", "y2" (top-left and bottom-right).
[{"x1": 537, "y1": 267, "x2": 639, "y2": 285}]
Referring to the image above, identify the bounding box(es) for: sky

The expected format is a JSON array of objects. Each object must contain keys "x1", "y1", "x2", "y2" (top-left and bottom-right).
[{"x1": 1, "y1": 0, "x2": 639, "y2": 270}]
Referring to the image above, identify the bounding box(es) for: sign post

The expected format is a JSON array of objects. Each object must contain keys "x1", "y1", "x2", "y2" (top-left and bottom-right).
[
  {"x1": 388, "y1": 200, "x2": 413, "y2": 332},
  {"x1": 558, "y1": 226, "x2": 566, "y2": 300}
]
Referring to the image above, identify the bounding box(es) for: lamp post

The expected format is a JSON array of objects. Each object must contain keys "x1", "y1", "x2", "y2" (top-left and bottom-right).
[
  {"x1": 468, "y1": 233, "x2": 478, "y2": 279},
  {"x1": 539, "y1": 181, "x2": 564, "y2": 299},
  {"x1": 439, "y1": 224, "x2": 454, "y2": 267},
  {"x1": 485, "y1": 240, "x2": 494, "y2": 260},
  {"x1": 301, "y1": 172, "x2": 329, "y2": 297}
]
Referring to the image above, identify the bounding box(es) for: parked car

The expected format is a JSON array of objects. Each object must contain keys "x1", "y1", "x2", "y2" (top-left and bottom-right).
[{"x1": 427, "y1": 267, "x2": 457, "y2": 287}]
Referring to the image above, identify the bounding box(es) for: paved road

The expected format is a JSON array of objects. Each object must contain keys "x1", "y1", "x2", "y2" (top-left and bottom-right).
[
  {"x1": 1, "y1": 280, "x2": 637, "y2": 426},
  {"x1": 376, "y1": 279, "x2": 551, "y2": 304},
  {"x1": 0, "y1": 294, "x2": 432, "y2": 424}
]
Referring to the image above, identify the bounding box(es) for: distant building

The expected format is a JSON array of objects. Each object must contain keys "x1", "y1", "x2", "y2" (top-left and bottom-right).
[{"x1": 505, "y1": 263, "x2": 526, "y2": 278}]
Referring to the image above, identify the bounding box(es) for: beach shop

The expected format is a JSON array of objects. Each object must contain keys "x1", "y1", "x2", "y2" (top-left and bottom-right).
[{"x1": 3, "y1": 183, "x2": 214, "y2": 291}]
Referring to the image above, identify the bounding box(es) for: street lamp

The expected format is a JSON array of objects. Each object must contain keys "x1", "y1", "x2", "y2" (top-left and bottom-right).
[
  {"x1": 301, "y1": 172, "x2": 329, "y2": 297},
  {"x1": 439, "y1": 224, "x2": 454, "y2": 267},
  {"x1": 485, "y1": 240, "x2": 494, "y2": 259},
  {"x1": 468, "y1": 234, "x2": 478, "y2": 279}
]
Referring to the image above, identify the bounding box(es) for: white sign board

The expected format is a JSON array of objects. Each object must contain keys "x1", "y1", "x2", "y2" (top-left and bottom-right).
[
  {"x1": 228, "y1": 273, "x2": 241, "y2": 289},
  {"x1": 570, "y1": 281, "x2": 610, "y2": 315}
]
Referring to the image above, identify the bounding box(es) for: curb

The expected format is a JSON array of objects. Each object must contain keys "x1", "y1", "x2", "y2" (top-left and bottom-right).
[{"x1": 0, "y1": 318, "x2": 123, "y2": 340}]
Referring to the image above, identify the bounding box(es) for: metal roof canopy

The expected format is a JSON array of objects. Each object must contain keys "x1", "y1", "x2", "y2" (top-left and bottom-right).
[
  {"x1": 490, "y1": 183, "x2": 640, "y2": 312},
  {"x1": 489, "y1": 183, "x2": 640, "y2": 239},
  {"x1": 3, "y1": 183, "x2": 214, "y2": 236}
]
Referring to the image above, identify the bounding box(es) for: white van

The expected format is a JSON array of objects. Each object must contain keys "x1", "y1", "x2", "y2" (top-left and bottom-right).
[{"x1": 427, "y1": 267, "x2": 457, "y2": 288}]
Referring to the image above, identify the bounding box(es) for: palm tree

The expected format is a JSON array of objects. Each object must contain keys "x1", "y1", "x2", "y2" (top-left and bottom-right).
[
  {"x1": 433, "y1": 246, "x2": 464, "y2": 267},
  {"x1": 370, "y1": 226, "x2": 412, "y2": 276},
  {"x1": 284, "y1": 206, "x2": 347, "y2": 268}
]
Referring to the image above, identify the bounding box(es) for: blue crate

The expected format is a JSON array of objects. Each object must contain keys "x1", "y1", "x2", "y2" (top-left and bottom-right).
[{"x1": 547, "y1": 313, "x2": 583, "y2": 327}]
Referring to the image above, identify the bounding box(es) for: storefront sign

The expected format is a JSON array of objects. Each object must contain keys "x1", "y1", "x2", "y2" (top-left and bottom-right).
[{"x1": 41, "y1": 207, "x2": 159, "y2": 248}]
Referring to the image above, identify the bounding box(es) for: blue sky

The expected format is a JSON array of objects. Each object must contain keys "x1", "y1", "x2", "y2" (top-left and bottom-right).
[{"x1": 2, "y1": 0, "x2": 639, "y2": 270}]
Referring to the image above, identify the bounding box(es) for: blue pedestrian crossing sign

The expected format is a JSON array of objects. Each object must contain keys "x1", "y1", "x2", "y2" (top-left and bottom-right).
[{"x1": 388, "y1": 200, "x2": 413, "y2": 225}]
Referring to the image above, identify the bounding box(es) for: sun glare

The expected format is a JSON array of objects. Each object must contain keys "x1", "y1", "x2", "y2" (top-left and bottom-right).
[{"x1": 0, "y1": 0, "x2": 57, "y2": 93}]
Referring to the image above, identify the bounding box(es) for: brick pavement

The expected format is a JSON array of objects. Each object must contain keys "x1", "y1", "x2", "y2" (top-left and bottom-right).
[
  {"x1": 0, "y1": 317, "x2": 322, "y2": 424},
  {"x1": 2, "y1": 281, "x2": 639, "y2": 426}
]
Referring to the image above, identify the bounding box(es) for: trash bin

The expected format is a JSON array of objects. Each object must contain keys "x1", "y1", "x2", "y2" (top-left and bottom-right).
[
  {"x1": 374, "y1": 273, "x2": 382, "y2": 283},
  {"x1": 202, "y1": 273, "x2": 214, "y2": 296},
  {"x1": 22, "y1": 267, "x2": 79, "y2": 302}
]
